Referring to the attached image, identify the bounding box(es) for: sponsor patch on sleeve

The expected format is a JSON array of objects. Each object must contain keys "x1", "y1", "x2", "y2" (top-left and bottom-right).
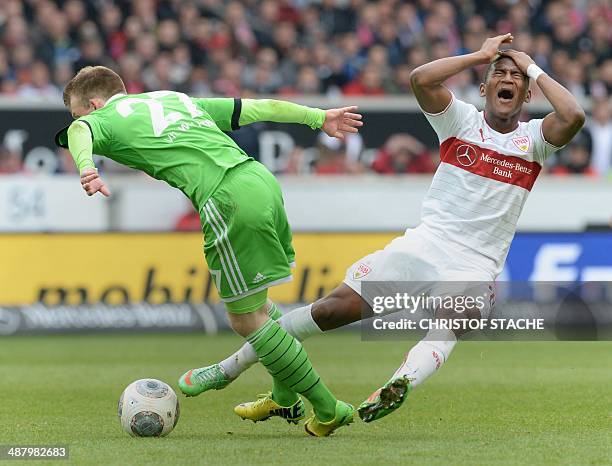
[{"x1": 353, "y1": 263, "x2": 372, "y2": 280}]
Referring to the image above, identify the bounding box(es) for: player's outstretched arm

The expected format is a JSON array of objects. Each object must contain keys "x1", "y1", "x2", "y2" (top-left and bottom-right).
[
  {"x1": 501, "y1": 50, "x2": 585, "y2": 147},
  {"x1": 240, "y1": 99, "x2": 363, "y2": 140},
  {"x1": 194, "y1": 97, "x2": 362, "y2": 139},
  {"x1": 67, "y1": 121, "x2": 110, "y2": 197},
  {"x1": 411, "y1": 33, "x2": 514, "y2": 113}
]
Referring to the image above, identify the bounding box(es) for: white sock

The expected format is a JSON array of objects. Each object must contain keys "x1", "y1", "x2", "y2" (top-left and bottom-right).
[
  {"x1": 219, "y1": 304, "x2": 322, "y2": 379},
  {"x1": 392, "y1": 328, "x2": 457, "y2": 388},
  {"x1": 278, "y1": 304, "x2": 322, "y2": 341}
]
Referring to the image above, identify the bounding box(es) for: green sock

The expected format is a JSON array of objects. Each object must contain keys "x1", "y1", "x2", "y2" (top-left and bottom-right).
[
  {"x1": 247, "y1": 319, "x2": 337, "y2": 422},
  {"x1": 267, "y1": 302, "x2": 282, "y2": 321},
  {"x1": 270, "y1": 379, "x2": 298, "y2": 406},
  {"x1": 266, "y1": 303, "x2": 298, "y2": 406}
]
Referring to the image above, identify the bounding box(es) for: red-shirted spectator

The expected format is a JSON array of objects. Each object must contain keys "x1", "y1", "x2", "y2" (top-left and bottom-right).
[
  {"x1": 550, "y1": 129, "x2": 598, "y2": 176},
  {"x1": 343, "y1": 65, "x2": 386, "y2": 96},
  {"x1": 372, "y1": 134, "x2": 436, "y2": 174},
  {"x1": 314, "y1": 132, "x2": 365, "y2": 174},
  {"x1": 175, "y1": 205, "x2": 202, "y2": 231}
]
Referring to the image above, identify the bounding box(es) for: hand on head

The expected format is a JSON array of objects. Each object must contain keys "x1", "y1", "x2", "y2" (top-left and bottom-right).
[{"x1": 479, "y1": 33, "x2": 514, "y2": 63}]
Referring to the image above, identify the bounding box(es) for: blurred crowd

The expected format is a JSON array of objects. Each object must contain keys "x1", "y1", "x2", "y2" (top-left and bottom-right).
[
  {"x1": 1, "y1": 0, "x2": 610, "y2": 99},
  {"x1": 0, "y1": 0, "x2": 610, "y2": 177}
]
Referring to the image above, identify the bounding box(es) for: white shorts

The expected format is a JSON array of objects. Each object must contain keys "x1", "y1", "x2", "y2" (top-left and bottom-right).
[{"x1": 344, "y1": 225, "x2": 496, "y2": 318}]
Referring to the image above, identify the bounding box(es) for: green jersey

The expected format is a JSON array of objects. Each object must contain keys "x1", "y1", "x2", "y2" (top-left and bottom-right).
[
  {"x1": 79, "y1": 91, "x2": 249, "y2": 209},
  {"x1": 54, "y1": 91, "x2": 329, "y2": 302},
  {"x1": 55, "y1": 92, "x2": 326, "y2": 210}
]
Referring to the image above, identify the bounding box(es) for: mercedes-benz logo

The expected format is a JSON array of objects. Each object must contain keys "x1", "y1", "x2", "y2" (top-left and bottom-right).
[{"x1": 456, "y1": 144, "x2": 477, "y2": 167}]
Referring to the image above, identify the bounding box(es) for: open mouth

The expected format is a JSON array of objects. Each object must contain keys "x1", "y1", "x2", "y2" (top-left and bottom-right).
[{"x1": 497, "y1": 89, "x2": 514, "y2": 103}]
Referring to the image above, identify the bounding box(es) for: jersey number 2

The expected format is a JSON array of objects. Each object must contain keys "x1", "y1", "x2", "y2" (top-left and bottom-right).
[{"x1": 115, "y1": 91, "x2": 203, "y2": 137}]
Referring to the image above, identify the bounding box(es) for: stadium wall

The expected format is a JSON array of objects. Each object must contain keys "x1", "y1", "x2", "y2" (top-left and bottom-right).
[
  {"x1": 0, "y1": 175, "x2": 611, "y2": 232},
  {"x1": 1, "y1": 231, "x2": 612, "y2": 305},
  {"x1": 1, "y1": 231, "x2": 612, "y2": 335}
]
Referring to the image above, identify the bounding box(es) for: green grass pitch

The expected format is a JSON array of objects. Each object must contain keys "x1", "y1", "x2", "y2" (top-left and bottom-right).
[{"x1": 1, "y1": 333, "x2": 611, "y2": 465}]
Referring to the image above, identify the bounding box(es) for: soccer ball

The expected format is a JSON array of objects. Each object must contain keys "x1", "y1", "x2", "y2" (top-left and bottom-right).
[{"x1": 118, "y1": 379, "x2": 180, "y2": 437}]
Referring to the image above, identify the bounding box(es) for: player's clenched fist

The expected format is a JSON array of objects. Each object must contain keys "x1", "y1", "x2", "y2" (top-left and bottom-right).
[
  {"x1": 80, "y1": 168, "x2": 111, "y2": 197},
  {"x1": 478, "y1": 33, "x2": 514, "y2": 63}
]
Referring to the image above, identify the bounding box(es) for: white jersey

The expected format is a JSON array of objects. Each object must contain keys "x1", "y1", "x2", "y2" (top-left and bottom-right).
[{"x1": 420, "y1": 94, "x2": 561, "y2": 275}]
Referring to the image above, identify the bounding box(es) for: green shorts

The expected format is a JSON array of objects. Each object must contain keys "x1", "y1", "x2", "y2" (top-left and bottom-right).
[{"x1": 200, "y1": 160, "x2": 295, "y2": 309}]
